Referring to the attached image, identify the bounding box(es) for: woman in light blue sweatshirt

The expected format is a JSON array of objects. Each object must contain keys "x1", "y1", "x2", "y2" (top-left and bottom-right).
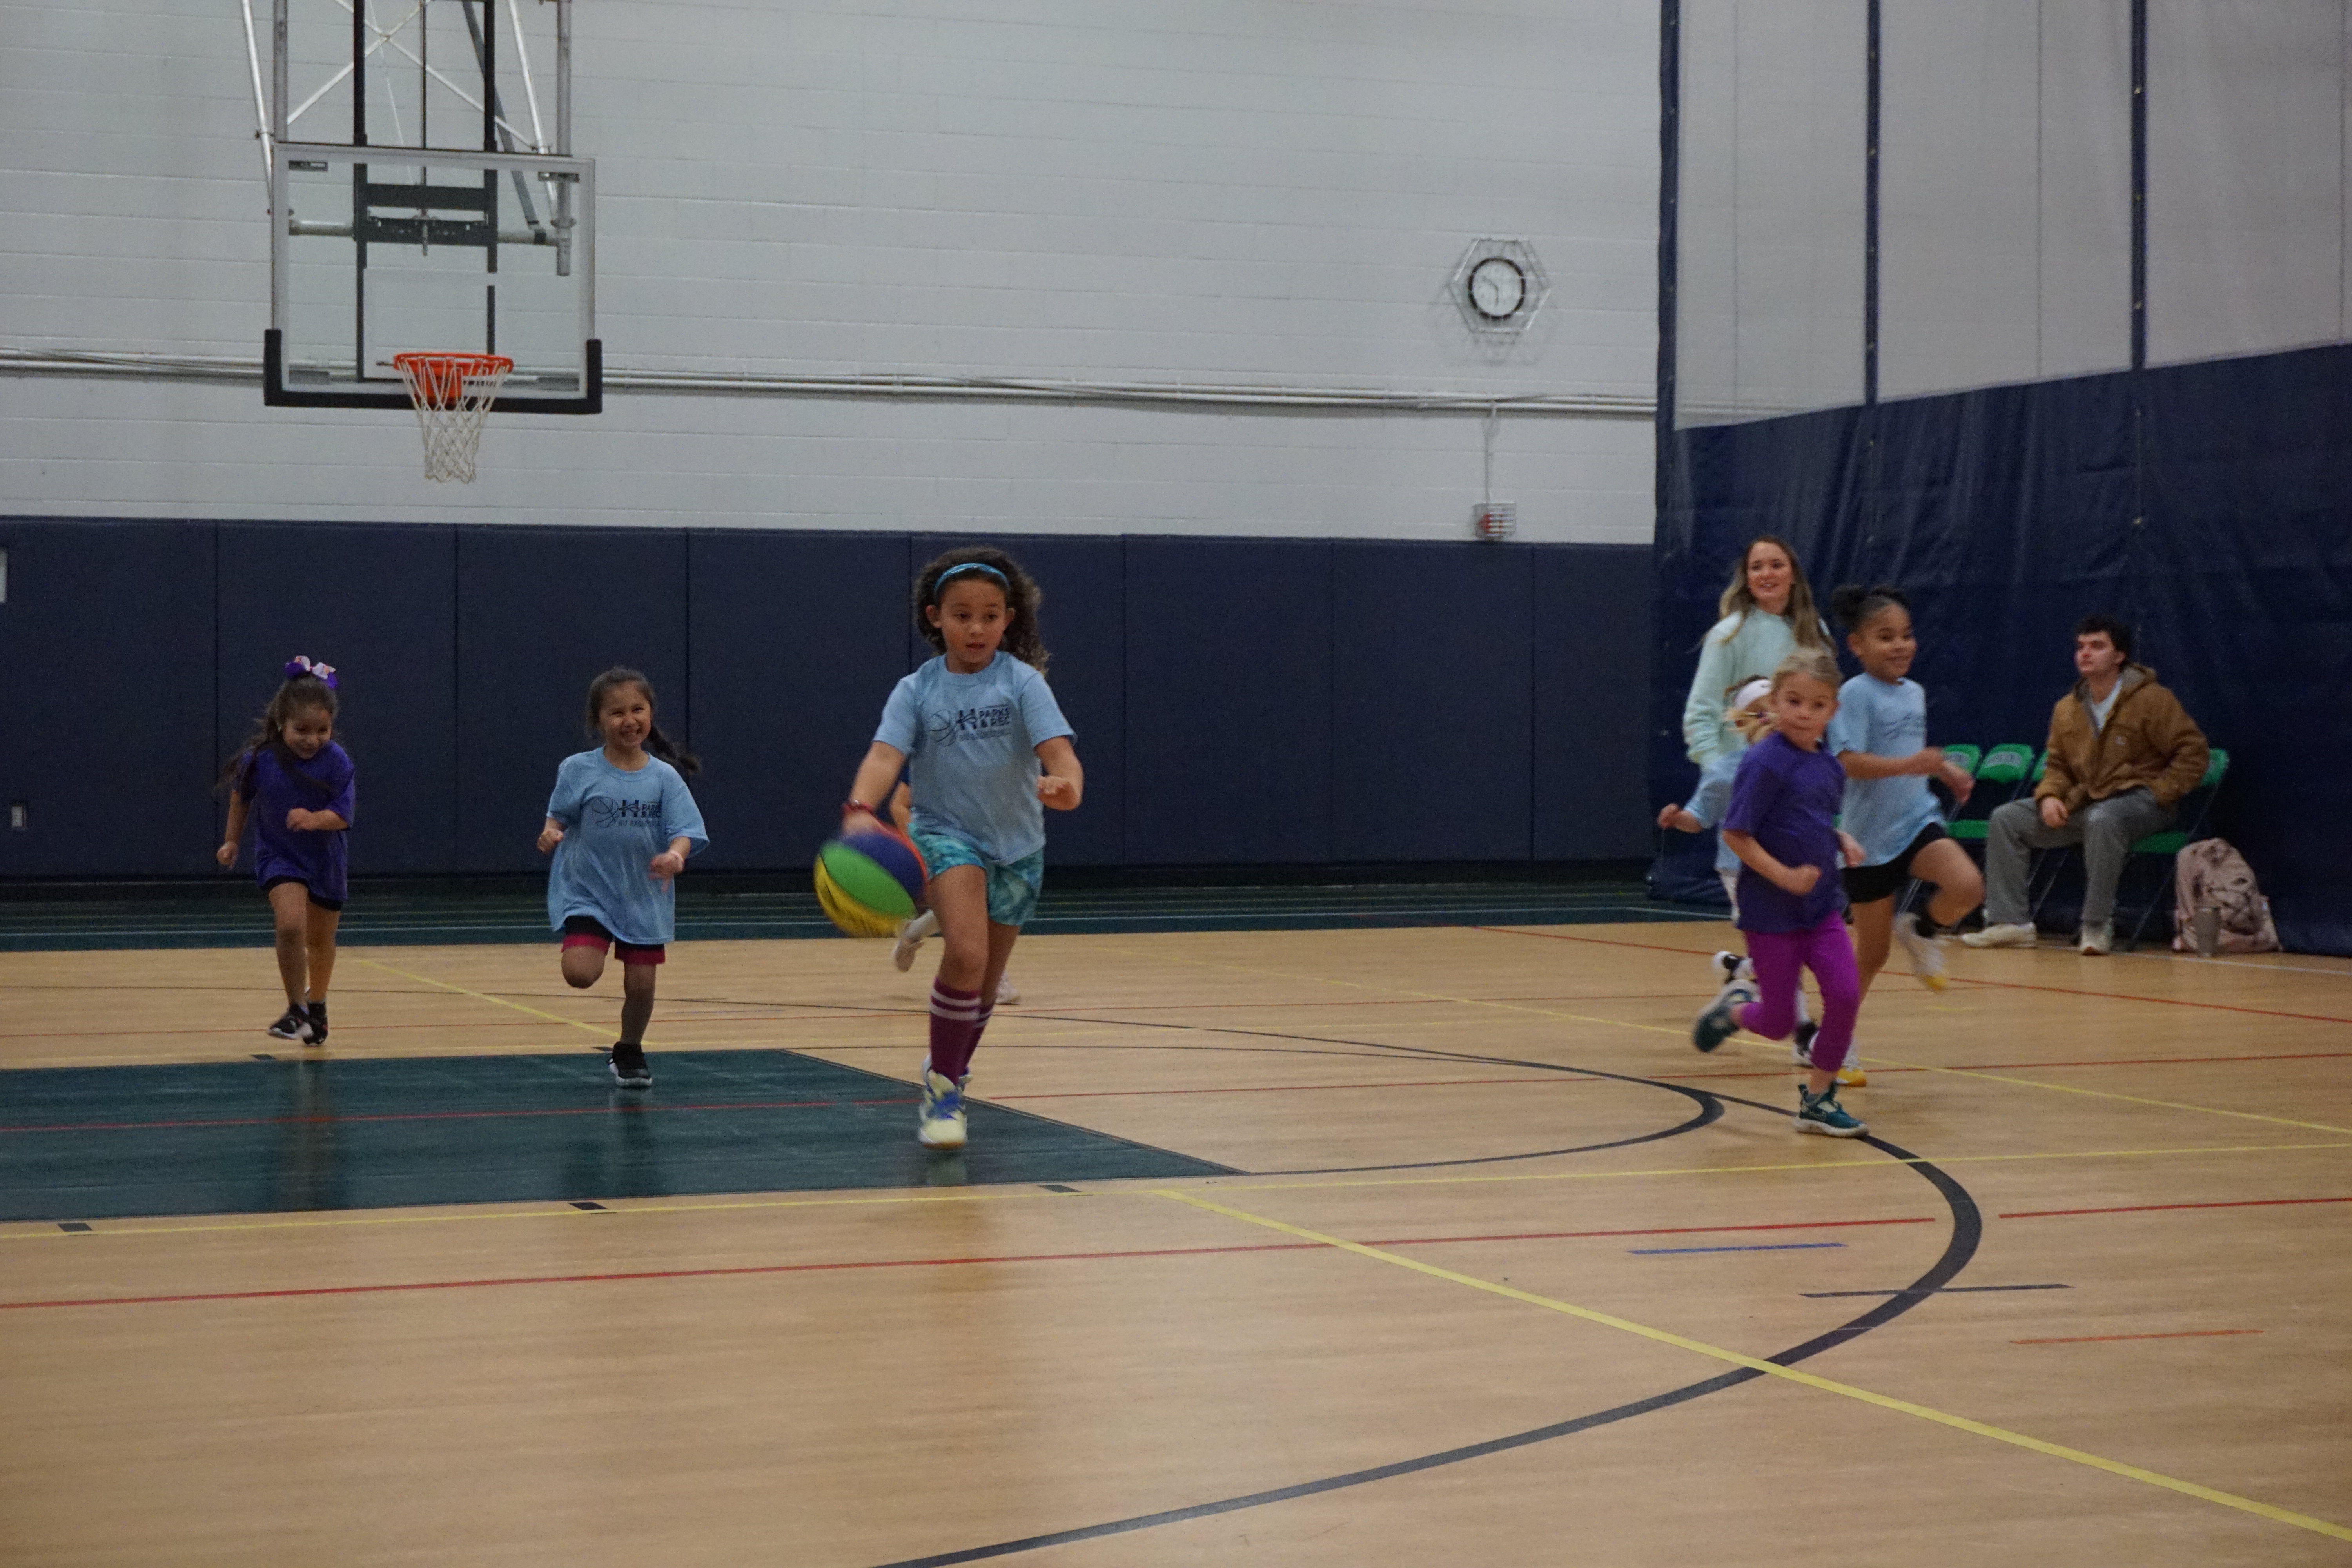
[{"x1": 1682, "y1": 535, "x2": 1834, "y2": 769}]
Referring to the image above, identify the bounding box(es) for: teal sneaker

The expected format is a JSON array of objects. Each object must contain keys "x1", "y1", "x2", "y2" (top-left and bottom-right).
[
  {"x1": 1794, "y1": 1084, "x2": 1868, "y2": 1138},
  {"x1": 1692, "y1": 974, "x2": 1756, "y2": 1053},
  {"x1": 916, "y1": 1063, "x2": 969, "y2": 1150}
]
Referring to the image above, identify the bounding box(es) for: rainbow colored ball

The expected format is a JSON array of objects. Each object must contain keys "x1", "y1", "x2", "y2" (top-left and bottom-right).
[{"x1": 813, "y1": 827, "x2": 930, "y2": 937}]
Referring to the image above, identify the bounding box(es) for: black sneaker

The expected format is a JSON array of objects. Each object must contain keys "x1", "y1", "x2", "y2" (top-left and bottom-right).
[
  {"x1": 608, "y1": 1040, "x2": 652, "y2": 1089},
  {"x1": 1792, "y1": 1018, "x2": 1819, "y2": 1066},
  {"x1": 305, "y1": 1000, "x2": 329, "y2": 1047},
  {"x1": 266, "y1": 1006, "x2": 316, "y2": 1043}
]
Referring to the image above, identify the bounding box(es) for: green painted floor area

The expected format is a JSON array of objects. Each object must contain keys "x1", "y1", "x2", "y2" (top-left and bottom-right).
[
  {"x1": 0, "y1": 1050, "x2": 1234, "y2": 1222},
  {"x1": 0, "y1": 878, "x2": 1714, "y2": 952}
]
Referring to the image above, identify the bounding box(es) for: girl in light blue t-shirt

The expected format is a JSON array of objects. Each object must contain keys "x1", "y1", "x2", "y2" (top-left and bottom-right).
[
  {"x1": 537, "y1": 668, "x2": 708, "y2": 1090},
  {"x1": 841, "y1": 549, "x2": 1085, "y2": 1151},
  {"x1": 1825, "y1": 585, "x2": 1981, "y2": 1011}
]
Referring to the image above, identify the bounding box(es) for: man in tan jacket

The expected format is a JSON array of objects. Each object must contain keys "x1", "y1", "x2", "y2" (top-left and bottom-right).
[{"x1": 1965, "y1": 615, "x2": 2210, "y2": 955}]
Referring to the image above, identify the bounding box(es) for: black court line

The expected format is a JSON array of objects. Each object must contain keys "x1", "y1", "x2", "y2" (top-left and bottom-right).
[
  {"x1": 1804, "y1": 1283, "x2": 2069, "y2": 1298},
  {"x1": 865, "y1": 1060, "x2": 1982, "y2": 1567}
]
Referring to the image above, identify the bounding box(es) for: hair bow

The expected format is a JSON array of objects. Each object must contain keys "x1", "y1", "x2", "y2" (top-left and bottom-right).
[{"x1": 285, "y1": 655, "x2": 338, "y2": 688}]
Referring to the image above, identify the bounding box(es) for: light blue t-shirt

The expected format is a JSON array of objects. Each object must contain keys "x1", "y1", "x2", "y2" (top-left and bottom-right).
[
  {"x1": 876, "y1": 652, "x2": 1073, "y2": 865},
  {"x1": 1828, "y1": 674, "x2": 1943, "y2": 867},
  {"x1": 1683, "y1": 751, "x2": 1744, "y2": 876},
  {"x1": 544, "y1": 751, "x2": 709, "y2": 946}
]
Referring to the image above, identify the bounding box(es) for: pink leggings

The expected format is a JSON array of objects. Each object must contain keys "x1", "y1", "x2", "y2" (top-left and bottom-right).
[{"x1": 1736, "y1": 913, "x2": 1860, "y2": 1072}]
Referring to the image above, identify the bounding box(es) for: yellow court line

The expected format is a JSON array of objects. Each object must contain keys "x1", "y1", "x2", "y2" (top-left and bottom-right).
[
  {"x1": 0, "y1": 1185, "x2": 1049, "y2": 1241},
  {"x1": 1851, "y1": 1054, "x2": 2352, "y2": 1138},
  {"x1": 1190, "y1": 1140, "x2": 2352, "y2": 1196},
  {"x1": 1156, "y1": 1189, "x2": 2352, "y2": 1545},
  {"x1": 1130, "y1": 941, "x2": 2347, "y2": 1138},
  {"x1": 352, "y1": 955, "x2": 626, "y2": 1042},
  {"x1": 6, "y1": 1139, "x2": 2346, "y2": 1244}
]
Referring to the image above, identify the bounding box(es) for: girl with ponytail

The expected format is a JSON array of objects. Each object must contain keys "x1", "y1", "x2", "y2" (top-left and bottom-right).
[{"x1": 537, "y1": 668, "x2": 709, "y2": 1089}]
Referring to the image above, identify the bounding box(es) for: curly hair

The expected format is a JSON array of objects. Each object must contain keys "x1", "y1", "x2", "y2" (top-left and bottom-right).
[
  {"x1": 584, "y1": 667, "x2": 700, "y2": 779},
  {"x1": 1828, "y1": 581, "x2": 1912, "y2": 633},
  {"x1": 913, "y1": 545, "x2": 1049, "y2": 674}
]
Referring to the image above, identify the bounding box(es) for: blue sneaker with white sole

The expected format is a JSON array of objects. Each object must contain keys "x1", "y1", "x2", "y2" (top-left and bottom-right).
[
  {"x1": 1692, "y1": 974, "x2": 1756, "y2": 1053},
  {"x1": 916, "y1": 1063, "x2": 969, "y2": 1150},
  {"x1": 1794, "y1": 1084, "x2": 1867, "y2": 1137}
]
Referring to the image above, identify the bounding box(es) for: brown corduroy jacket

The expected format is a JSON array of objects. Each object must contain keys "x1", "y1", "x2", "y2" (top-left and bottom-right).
[{"x1": 2035, "y1": 664, "x2": 2210, "y2": 811}]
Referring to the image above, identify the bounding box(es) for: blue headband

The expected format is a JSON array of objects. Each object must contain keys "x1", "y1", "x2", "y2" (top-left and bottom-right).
[{"x1": 935, "y1": 561, "x2": 1010, "y2": 592}]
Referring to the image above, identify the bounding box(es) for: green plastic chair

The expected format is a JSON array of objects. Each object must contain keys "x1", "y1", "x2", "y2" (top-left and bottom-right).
[
  {"x1": 1948, "y1": 742, "x2": 2035, "y2": 842},
  {"x1": 2129, "y1": 748, "x2": 2229, "y2": 856},
  {"x1": 1941, "y1": 743, "x2": 1982, "y2": 777},
  {"x1": 1975, "y1": 743, "x2": 2034, "y2": 785}
]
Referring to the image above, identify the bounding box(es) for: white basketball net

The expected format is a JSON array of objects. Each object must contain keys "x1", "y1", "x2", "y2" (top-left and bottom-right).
[{"x1": 391, "y1": 352, "x2": 513, "y2": 483}]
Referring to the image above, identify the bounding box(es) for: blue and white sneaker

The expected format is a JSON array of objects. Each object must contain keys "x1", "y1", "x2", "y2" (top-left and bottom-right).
[
  {"x1": 916, "y1": 1063, "x2": 969, "y2": 1150},
  {"x1": 1794, "y1": 1084, "x2": 1868, "y2": 1137},
  {"x1": 1692, "y1": 973, "x2": 1756, "y2": 1053}
]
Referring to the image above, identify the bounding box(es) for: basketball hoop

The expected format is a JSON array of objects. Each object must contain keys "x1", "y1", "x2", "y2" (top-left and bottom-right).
[{"x1": 391, "y1": 352, "x2": 513, "y2": 483}]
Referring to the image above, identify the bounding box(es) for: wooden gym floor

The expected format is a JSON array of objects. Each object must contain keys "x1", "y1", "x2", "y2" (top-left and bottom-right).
[{"x1": 2, "y1": 919, "x2": 2348, "y2": 1564}]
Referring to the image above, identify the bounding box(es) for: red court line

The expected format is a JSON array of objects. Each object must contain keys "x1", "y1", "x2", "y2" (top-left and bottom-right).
[
  {"x1": 0, "y1": 1215, "x2": 1936, "y2": 1312},
  {"x1": 1470, "y1": 925, "x2": 2352, "y2": 1027},
  {"x1": 2014, "y1": 1329, "x2": 2261, "y2": 1345},
  {"x1": 2002, "y1": 1195, "x2": 2352, "y2": 1220},
  {"x1": 0, "y1": 1098, "x2": 886, "y2": 1136}
]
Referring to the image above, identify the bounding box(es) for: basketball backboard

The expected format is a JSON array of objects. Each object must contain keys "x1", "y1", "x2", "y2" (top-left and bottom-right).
[
  {"x1": 252, "y1": 0, "x2": 598, "y2": 414},
  {"x1": 267, "y1": 143, "x2": 597, "y2": 412}
]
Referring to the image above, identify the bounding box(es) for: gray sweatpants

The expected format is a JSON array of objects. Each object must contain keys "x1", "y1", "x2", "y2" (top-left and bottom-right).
[{"x1": 1983, "y1": 788, "x2": 2174, "y2": 927}]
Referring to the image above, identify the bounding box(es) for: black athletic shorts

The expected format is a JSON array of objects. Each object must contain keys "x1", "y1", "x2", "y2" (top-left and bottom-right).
[
  {"x1": 262, "y1": 875, "x2": 346, "y2": 912},
  {"x1": 1840, "y1": 822, "x2": 1948, "y2": 906}
]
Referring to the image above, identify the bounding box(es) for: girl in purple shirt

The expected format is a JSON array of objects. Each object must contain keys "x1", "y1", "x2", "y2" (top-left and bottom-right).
[
  {"x1": 1691, "y1": 649, "x2": 1871, "y2": 1137},
  {"x1": 217, "y1": 657, "x2": 354, "y2": 1046}
]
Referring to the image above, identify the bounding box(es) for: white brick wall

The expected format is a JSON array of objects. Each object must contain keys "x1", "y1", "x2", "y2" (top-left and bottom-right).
[{"x1": 0, "y1": 0, "x2": 1661, "y2": 541}]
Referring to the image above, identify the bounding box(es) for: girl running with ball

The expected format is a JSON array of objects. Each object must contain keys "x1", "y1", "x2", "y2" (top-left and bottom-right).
[{"x1": 841, "y1": 548, "x2": 1083, "y2": 1149}]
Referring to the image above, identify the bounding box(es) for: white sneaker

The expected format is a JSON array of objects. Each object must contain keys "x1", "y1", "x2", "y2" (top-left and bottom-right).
[
  {"x1": 1894, "y1": 918, "x2": 1949, "y2": 990},
  {"x1": 1712, "y1": 950, "x2": 1751, "y2": 985},
  {"x1": 916, "y1": 1064, "x2": 968, "y2": 1149},
  {"x1": 1961, "y1": 922, "x2": 2037, "y2": 949},
  {"x1": 994, "y1": 974, "x2": 1019, "y2": 1005},
  {"x1": 892, "y1": 909, "x2": 938, "y2": 973},
  {"x1": 2079, "y1": 921, "x2": 2113, "y2": 956}
]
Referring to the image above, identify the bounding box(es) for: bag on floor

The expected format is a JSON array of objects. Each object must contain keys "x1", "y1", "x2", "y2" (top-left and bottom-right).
[{"x1": 2171, "y1": 838, "x2": 2279, "y2": 953}]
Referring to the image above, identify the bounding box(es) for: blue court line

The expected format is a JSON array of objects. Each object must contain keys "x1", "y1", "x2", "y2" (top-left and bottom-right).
[{"x1": 1629, "y1": 1241, "x2": 1847, "y2": 1255}]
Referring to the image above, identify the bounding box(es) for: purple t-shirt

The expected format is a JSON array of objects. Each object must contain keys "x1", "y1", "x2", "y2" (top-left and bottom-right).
[
  {"x1": 1721, "y1": 730, "x2": 1845, "y2": 933},
  {"x1": 239, "y1": 742, "x2": 355, "y2": 902}
]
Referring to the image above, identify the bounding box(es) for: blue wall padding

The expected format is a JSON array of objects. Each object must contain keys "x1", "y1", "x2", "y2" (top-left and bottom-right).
[
  {"x1": 1657, "y1": 341, "x2": 2352, "y2": 953},
  {"x1": 452, "y1": 527, "x2": 689, "y2": 872},
  {"x1": 688, "y1": 530, "x2": 912, "y2": 870},
  {"x1": 1331, "y1": 541, "x2": 1532, "y2": 860},
  {"x1": 1533, "y1": 544, "x2": 1655, "y2": 861},
  {"x1": 0, "y1": 520, "x2": 217, "y2": 875},
  {"x1": 0, "y1": 524, "x2": 1657, "y2": 880},
  {"x1": 1123, "y1": 536, "x2": 1335, "y2": 864},
  {"x1": 909, "y1": 534, "x2": 1128, "y2": 867},
  {"x1": 218, "y1": 522, "x2": 458, "y2": 873}
]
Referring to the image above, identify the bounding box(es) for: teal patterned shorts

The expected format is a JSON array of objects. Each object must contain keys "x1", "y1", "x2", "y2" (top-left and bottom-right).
[{"x1": 911, "y1": 828, "x2": 1045, "y2": 928}]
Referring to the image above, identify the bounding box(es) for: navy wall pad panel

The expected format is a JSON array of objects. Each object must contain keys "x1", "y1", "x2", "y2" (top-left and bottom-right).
[
  {"x1": 452, "y1": 527, "x2": 690, "y2": 873},
  {"x1": 0, "y1": 519, "x2": 218, "y2": 875},
  {"x1": 218, "y1": 522, "x2": 459, "y2": 874}
]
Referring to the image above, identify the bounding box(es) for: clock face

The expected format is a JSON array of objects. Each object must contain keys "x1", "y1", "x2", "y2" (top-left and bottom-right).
[{"x1": 1467, "y1": 256, "x2": 1527, "y2": 321}]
